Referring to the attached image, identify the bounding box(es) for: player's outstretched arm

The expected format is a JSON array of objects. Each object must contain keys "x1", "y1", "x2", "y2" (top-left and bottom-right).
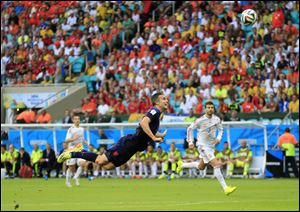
[
  {"x1": 140, "y1": 117, "x2": 162, "y2": 143},
  {"x1": 186, "y1": 121, "x2": 199, "y2": 146}
]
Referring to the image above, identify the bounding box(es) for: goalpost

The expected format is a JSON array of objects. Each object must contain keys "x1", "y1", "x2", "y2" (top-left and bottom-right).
[{"x1": 1, "y1": 121, "x2": 267, "y2": 178}]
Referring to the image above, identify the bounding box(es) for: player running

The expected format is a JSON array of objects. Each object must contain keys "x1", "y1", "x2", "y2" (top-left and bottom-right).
[
  {"x1": 57, "y1": 92, "x2": 168, "y2": 172},
  {"x1": 64, "y1": 115, "x2": 87, "y2": 187},
  {"x1": 176, "y1": 101, "x2": 237, "y2": 195}
]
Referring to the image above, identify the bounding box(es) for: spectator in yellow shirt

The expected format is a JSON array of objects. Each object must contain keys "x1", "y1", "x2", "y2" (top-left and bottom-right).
[
  {"x1": 215, "y1": 83, "x2": 228, "y2": 99},
  {"x1": 289, "y1": 94, "x2": 299, "y2": 113}
]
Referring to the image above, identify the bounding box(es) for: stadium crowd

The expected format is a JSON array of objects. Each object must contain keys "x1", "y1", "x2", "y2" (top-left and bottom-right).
[{"x1": 1, "y1": 1, "x2": 299, "y2": 123}]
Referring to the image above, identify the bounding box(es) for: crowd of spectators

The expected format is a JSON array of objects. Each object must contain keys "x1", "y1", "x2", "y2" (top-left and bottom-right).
[{"x1": 1, "y1": 1, "x2": 299, "y2": 123}]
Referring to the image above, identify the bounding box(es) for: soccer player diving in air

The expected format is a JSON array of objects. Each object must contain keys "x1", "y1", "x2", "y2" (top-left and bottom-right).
[{"x1": 57, "y1": 92, "x2": 168, "y2": 172}]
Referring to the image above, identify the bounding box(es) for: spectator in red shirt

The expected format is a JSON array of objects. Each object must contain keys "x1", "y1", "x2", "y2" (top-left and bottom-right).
[
  {"x1": 16, "y1": 109, "x2": 36, "y2": 124},
  {"x1": 36, "y1": 110, "x2": 52, "y2": 123},
  {"x1": 81, "y1": 98, "x2": 97, "y2": 115},
  {"x1": 242, "y1": 96, "x2": 255, "y2": 113},
  {"x1": 106, "y1": 93, "x2": 116, "y2": 106},
  {"x1": 218, "y1": 98, "x2": 229, "y2": 114},
  {"x1": 285, "y1": 20, "x2": 298, "y2": 35},
  {"x1": 263, "y1": 95, "x2": 278, "y2": 112},
  {"x1": 256, "y1": 97, "x2": 266, "y2": 112},
  {"x1": 113, "y1": 98, "x2": 128, "y2": 114},
  {"x1": 199, "y1": 46, "x2": 210, "y2": 63},
  {"x1": 251, "y1": 90, "x2": 261, "y2": 109},
  {"x1": 286, "y1": 68, "x2": 299, "y2": 85},
  {"x1": 195, "y1": 95, "x2": 203, "y2": 114},
  {"x1": 127, "y1": 96, "x2": 140, "y2": 114},
  {"x1": 139, "y1": 96, "x2": 150, "y2": 114},
  {"x1": 272, "y1": 6, "x2": 284, "y2": 29}
]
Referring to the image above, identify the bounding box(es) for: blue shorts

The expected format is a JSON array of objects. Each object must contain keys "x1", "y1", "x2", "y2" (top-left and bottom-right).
[{"x1": 105, "y1": 134, "x2": 139, "y2": 167}]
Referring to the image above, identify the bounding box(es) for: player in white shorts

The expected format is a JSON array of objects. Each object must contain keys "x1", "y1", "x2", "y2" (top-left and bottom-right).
[
  {"x1": 64, "y1": 115, "x2": 87, "y2": 187},
  {"x1": 176, "y1": 101, "x2": 237, "y2": 196}
]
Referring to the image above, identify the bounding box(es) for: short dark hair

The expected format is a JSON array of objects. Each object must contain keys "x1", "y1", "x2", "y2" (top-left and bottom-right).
[
  {"x1": 151, "y1": 92, "x2": 163, "y2": 105},
  {"x1": 72, "y1": 114, "x2": 80, "y2": 119},
  {"x1": 205, "y1": 101, "x2": 214, "y2": 108},
  {"x1": 285, "y1": 128, "x2": 291, "y2": 133}
]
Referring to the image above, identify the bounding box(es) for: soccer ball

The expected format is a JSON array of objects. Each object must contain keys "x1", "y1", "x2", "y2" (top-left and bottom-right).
[{"x1": 240, "y1": 9, "x2": 257, "y2": 26}]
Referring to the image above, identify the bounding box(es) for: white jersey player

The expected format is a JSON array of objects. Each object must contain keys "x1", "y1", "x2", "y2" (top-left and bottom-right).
[
  {"x1": 177, "y1": 101, "x2": 237, "y2": 196},
  {"x1": 64, "y1": 115, "x2": 87, "y2": 187}
]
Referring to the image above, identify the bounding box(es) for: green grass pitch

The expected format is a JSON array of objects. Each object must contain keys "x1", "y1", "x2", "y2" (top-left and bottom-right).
[{"x1": 1, "y1": 178, "x2": 299, "y2": 211}]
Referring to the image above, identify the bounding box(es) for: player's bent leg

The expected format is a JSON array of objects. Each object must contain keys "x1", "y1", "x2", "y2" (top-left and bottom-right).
[{"x1": 58, "y1": 150, "x2": 99, "y2": 164}]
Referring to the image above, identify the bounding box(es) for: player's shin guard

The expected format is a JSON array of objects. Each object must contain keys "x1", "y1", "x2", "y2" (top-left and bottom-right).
[
  {"x1": 71, "y1": 152, "x2": 98, "y2": 162},
  {"x1": 214, "y1": 167, "x2": 227, "y2": 191}
]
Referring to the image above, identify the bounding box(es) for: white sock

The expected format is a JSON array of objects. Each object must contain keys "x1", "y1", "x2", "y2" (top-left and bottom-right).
[
  {"x1": 116, "y1": 167, "x2": 121, "y2": 176},
  {"x1": 121, "y1": 170, "x2": 125, "y2": 176},
  {"x1": 160, "y1": 162, "x2": 165, "y2": 175},
  {"x1": 131, "y1": 163, "x2": 136, "y2": 176},
  {"x1": 152, "y1": 163, "x2": 157, "y2": 176},
  {"x1": 214, "y1": 167, "x2": 227, "y2": 191},
  {"x1": 144, "y1": 165, "x2": 148, "y2": 176},
  {"x1": 93, "y1": 170, "x2": 98, "y2": 177},
  {"x1": 74, "y1": 166, "x2": 82, "y2": 179},
  {"x1": 188, "y1": 169, "x2": 192, "y2": 177},
  {"x1": 138, "y1": 162, "x2": 143, "y2": 176},
  {"x1": 182, "y1": 161, "x2": 199, "y2": 169},
  {"x1": 101, "y1": 169, "x2": 105, "y2": 176},
  {"x1": 66, "y1": 169, "x2": 71, "y2": 184}
]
